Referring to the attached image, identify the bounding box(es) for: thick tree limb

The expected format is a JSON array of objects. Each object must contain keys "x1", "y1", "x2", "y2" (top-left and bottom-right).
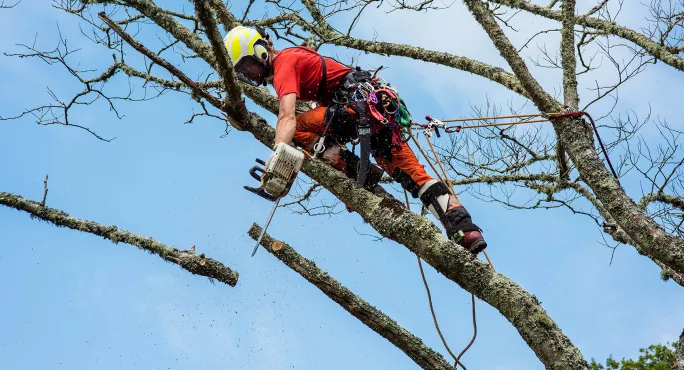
[
  {"x1": 247, "y1": 224, "x2": 457, "y2": 370},
  {"x1": 192, "y1": 0, "x2": 247, "y2": 120},
  {"x1": 487, "y1": 0, "x2": 684, "y2": 72},
  {"x1": 560, "y1": 0, "x2": 579, "y2": 109},
  {"x1": 638, "y1": 193, "x2": 684, "y2": 212},
  {"x1": 97, "y1": 12, "x2": 244, "y2": 130},
  {"x1": 675, "y1": 329, "x2": 684, "y2": 370},
  {"x1": 463, "y1": 0, "x2": 684, "y2": 277},
  {"x1": 0, "y1": 192, "x2": 238, "y2": 286},
  {"x1": 298, "y1": 0, "x2": 530, "y2": 98},
  {"x1": 558, "y1": 0, "x2": 577, "y2": 181}
]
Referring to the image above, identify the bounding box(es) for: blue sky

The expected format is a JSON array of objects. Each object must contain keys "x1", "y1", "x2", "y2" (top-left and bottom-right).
[{"x1": 1, "y1": 1, "x2": 683, "y2": 369}]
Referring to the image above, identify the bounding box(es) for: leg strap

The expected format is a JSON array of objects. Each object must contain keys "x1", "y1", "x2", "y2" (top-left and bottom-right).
[
  {"x1": 418, "y1": 181, "x2": 481, "y2": 238},
  {"x1": 391, "y1": 168, "x2": 422, "y2": 198}
]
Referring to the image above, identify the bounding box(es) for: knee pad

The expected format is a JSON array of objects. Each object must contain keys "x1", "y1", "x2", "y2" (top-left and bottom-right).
[{"x1": 418, "y1": 181, "x2": 481, "y2": 237}]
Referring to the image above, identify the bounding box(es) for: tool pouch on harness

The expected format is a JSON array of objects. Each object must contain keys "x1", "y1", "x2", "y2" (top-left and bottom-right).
[
  {"x1": 322, "y1": 66, "x2": 411, "y2": 189},
  {"x1": 323, "y1": 103, "x2": 357, "y2": 143}
]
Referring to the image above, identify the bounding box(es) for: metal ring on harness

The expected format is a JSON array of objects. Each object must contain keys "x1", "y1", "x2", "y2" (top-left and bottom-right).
[{"x1": 312, "y1": 141, "x2": 326, "y2": 155}]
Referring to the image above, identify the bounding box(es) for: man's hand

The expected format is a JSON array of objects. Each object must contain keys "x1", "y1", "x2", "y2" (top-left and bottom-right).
[{"x1": 275, "y1": 92, "x2": 297, "y2": 146}]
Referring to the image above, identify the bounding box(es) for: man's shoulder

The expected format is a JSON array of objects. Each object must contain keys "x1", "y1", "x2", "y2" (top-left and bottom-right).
[{"x1": 273, "y1": 48, "x2": 302, "y2": 66}]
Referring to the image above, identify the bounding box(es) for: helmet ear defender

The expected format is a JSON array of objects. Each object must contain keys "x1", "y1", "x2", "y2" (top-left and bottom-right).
[{"x1": 255, "y1": 25, "x2": 269, "y2": 40}]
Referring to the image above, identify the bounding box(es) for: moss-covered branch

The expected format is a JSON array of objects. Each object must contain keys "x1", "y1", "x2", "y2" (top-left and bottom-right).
[
  {"x1": 0, "y1": 192, "x2": 238, "y2": 286},
  {"x1": 676, "y1": 329, "x2": 684, "y2": 370},
  {"x1": 557, "y1": 0, "x2": 577, "y2": 179},
  {"x1": 463, "y1": 0, "x2": 684, "y2": 278},
  {"x1": 638, "y1": 193, "x2": 684, "y2": 212},
  {"x1": 298, "y1": 0, "x2": 529, "y2": 98},
  {"x1": 487, "y1": 0, "x2": 684, "y2": 72},
  {"x1": 192, "y1": 0, "x2": 247, "y2": 121},
  {"x1": 247, "y1": 224, "x2": 456, "y2": 370}
]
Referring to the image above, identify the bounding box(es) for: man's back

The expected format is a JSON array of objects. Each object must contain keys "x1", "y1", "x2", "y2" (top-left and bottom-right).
[{"x1": 272, "y1": 47, "x2": 351, "y2": 105}]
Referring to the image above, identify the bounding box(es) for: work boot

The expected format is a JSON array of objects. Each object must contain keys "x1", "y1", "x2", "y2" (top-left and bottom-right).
[{"x1": 418, "y1": 180, "x2": 487, "y2": 254}]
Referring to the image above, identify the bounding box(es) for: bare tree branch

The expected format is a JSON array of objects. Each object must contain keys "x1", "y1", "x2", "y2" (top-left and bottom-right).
[
  {"x1": 0, "y1": 0, "x2": 20, "y2": 8},
  {"x1": 192, "y1": 0, "x2": 247, "y2": 120},
  {"x1": 248, "y1": 224, "x2": 457, "y2": 370},
  {"x1": 487, "y1": 0, "x2": 684, "y2": 72},
  {"x1": 97, "y1": 12, "x2": 244, "y2": 130},
  {"x1": 0, "y1": 192, "x2": 239, "y2": 286},
  {"x1": 463, "y1": 0, "x2": 684, "y2": 277}
]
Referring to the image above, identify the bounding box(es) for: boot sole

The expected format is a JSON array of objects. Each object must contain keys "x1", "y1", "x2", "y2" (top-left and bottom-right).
[{"x1": 468, "y1": 240, "x2": 488, "y2": 255}]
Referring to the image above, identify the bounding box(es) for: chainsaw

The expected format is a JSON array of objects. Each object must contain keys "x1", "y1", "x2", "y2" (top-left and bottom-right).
[{"x1": 244, "y1": 143, "x2": 305, "y2": 256}]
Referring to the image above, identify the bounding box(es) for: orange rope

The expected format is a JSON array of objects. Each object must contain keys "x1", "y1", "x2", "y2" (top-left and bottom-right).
[{"x1": 448, "y1": 118, "x2": 550, "y2": 130}]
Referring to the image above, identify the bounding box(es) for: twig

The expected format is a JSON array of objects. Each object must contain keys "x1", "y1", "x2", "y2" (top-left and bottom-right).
[{"x1": 40, "y1": 174, "x2": 49, "y2": 207}]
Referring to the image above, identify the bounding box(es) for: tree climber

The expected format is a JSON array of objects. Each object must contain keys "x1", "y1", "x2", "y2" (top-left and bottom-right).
[{"x1": 224, "y1": 26, "x2": 488, "y2": 254}]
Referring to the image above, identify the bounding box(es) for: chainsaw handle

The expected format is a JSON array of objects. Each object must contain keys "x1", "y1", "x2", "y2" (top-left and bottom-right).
[
  {"x1": 249, "y1": 166, "x2": 265, "y2": 182},
  {"x1": 243, "y1": 185, "x2": 278, "y2": 201}
]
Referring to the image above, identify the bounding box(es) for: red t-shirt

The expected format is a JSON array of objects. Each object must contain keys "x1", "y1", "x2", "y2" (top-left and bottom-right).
[{"x1": 272, "y1": 47, "x2": 352, "y2": 105}]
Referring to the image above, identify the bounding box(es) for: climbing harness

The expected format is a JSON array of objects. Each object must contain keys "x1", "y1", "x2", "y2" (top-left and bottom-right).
[{"x1": 323, "y1": 67, "x2": 415, "y2": 188}]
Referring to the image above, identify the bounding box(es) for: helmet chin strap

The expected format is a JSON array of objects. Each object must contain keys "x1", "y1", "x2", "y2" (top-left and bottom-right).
[{"x1": 259, "y1": 54, "x2": 272, "y2": 86}]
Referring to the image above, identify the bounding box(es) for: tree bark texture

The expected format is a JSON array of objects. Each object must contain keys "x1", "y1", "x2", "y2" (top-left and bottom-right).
[
  {"x1": 0, "y1": 192, "x2": 239, "y2": 286},
  {"x1": 248, "y1": 224, "x2": 456, "y2": 370},
  {"x1": 463, "y1": 0, "x2": 684, "y2": 277},
  {"x1": 486, "y1": 0, "x2": 684, "y2": 72}
]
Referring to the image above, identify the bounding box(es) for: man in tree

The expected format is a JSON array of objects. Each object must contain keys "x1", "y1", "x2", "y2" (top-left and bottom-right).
[{"x1": 224, "y1": 26, "x2": 488, "y2": 254}]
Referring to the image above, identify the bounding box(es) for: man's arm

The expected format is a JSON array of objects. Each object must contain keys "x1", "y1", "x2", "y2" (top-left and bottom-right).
[{"x1": 274, "y1": 92, "x2": 297, "y2": 146}]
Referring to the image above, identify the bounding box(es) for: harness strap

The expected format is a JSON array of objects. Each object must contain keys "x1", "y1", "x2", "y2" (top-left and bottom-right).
[{"x1": 349, "y1": 100, "x2": 373, "y2": 189}]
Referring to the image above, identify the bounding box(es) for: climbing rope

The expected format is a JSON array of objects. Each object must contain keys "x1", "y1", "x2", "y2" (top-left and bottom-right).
[
  {"x1": 406, "y1": 131, "x2": 494, "y2": 369},
  {"x1": 413, "y1": 110, "x2": 619, "y2": 180},
  {"x1": 403, "y1": 190, "x2": 467, "y2": 370},
  {"x1": 402, "y1": 108, "x2": 618, "y2": 368}
]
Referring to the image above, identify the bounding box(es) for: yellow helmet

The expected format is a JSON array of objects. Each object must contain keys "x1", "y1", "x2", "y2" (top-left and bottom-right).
[{"x1": 224, "y1": 26, "x2": 269, "y2": 70}]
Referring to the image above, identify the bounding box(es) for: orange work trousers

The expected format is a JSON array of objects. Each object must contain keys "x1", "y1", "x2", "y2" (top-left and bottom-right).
[{"x1": 293, "y1": 106, "x2": 434, "y2": 188}]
